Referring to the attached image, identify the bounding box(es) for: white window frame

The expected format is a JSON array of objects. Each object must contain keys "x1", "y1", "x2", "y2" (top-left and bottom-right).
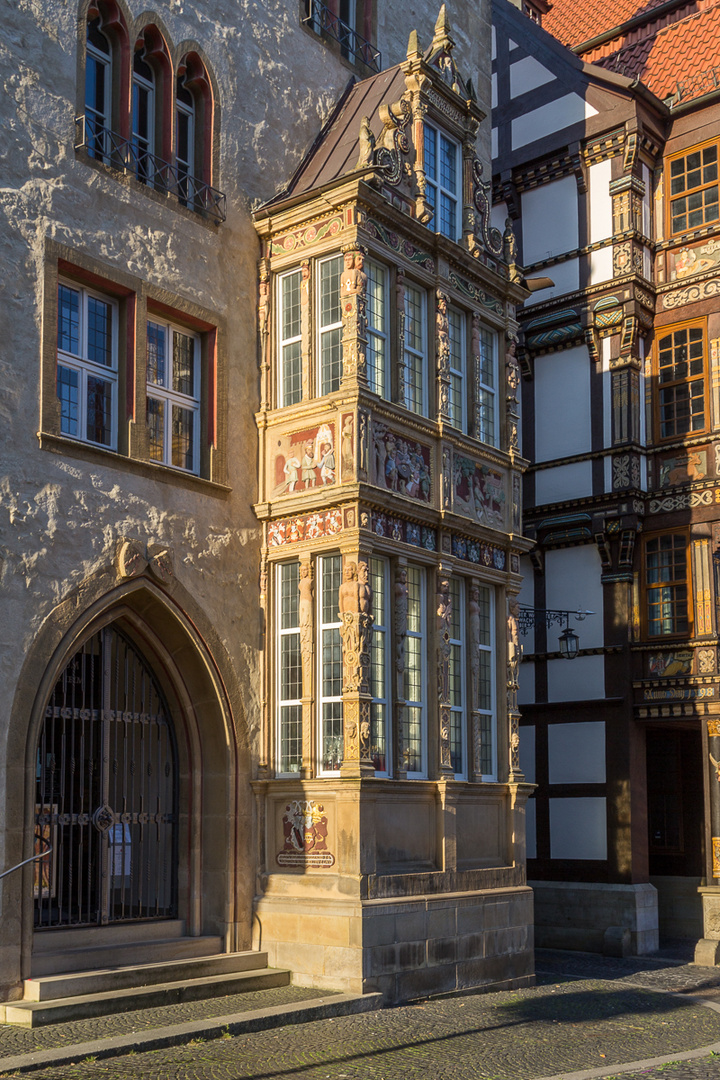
[
  {"x1": 317, "y1": 254, "x2": 343, "y2": 396},
  {"x1": 424, "y1": 123, "x2": 461, "y2": 242},
  {"x1": 366, "y1": 259, "x2": 389, "y2": 399},
  {"x1": 448, "y1": 577, "x2": 467, "y2": 780},
  {"x1": 317, "y1": 553, "x2": 344, "y2": 775},
  {"x1": 448, "y1": 306, "x2": 466, "y2": 432},
  {"x1": 370, "y1": 556, "x2": 391, "y2": 776},
  {"x1": 146, "y1": 317, "x2": 201, "y2": 474},
  {"x1": 404, "y1": 565, "x2": 427, "y2": 779},
  {"x1": 276, "y1": 561, "x2": 303, "y2": 776},
  {"x1": 56, "y1": 280, "x2": 118, "y2": 450},
  {"x1": 477, "y1": 585, "x2": 497, "y2": 781},
  {"x1": 277, "y1": 268, "x2": 303, "y2": 407},
  {"x1": 404, "y1": 283, "x2": 428, "y2": 417},
  {"x1": 476, "y1": 323, "x2": 498, "y2": 448}
]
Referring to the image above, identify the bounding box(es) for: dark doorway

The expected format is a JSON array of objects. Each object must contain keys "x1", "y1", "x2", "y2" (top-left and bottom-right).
[
  {"x1": 646, "y1": 726, "x2": 703, "y2": 878},
  {"x1": 34, "y1": 625, "x2": 178, "y2": 929}
]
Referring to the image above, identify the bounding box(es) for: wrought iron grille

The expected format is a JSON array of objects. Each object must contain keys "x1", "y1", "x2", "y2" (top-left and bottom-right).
[
  {"x1": 34, "y1": 626, "x2": 178, "y2": 929},
  {"x1": 303, "y1": 0, "x2": 381, "y2": 72},
  {"x1": 74, "y1": 116, "x2": 227, "y2": 223}
]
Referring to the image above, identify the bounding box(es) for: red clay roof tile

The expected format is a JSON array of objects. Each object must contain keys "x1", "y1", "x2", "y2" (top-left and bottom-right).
[{"x1": 543, "y1": 0, "x2": 677, "y2": 49}]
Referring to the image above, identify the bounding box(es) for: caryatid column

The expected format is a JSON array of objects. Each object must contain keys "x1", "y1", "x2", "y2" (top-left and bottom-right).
[
  {"x1": 436, "y1": 570, "x2": 454, "y2": 778},
  {"x1": 338, "y1": 558, "x2": 375, "y2": 778},
  {"x1": 507, "y1": 596, "x2": 524, "y2": 782},
  {"x1": 341, "y1": 245, "x2": 368, "y2": 389}
]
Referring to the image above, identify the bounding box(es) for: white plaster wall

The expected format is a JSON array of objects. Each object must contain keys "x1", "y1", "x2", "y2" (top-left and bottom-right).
[
  {"x1": 602, "y1": 337, "x2": 612, "y2": 449},
  {"x1": 548, "y1": 722, "x2": 605, "y2": 784},
  {"x1": 517, "y1": 555, "x2": 535, "y2": 698},
  {"x1": 509, "y1": 55, "x2": 555, "y2": 98},
  {"x1": 523, "y1": 259, "x2": 580, "y2": 305},
  {"x1": 521, "y1": 178, "x2": 578, "y2": 263},
  {"x1": 491, "y1": 201, "x2": 508, "y2": 236},
  {"x1": 549, "y1": 797, "x2": 607, "y2": 860},
  {"x1": 519, "y1": 726, "x2": 536, "y2": 857},
  {"x1": 547, "y1": 654, "x2": 605, "y2": 700},
  {"x1": 525, "y1": 799, "x2": 537, "y2": 859},
  {"x1": 534, "y1": 346, "x2": 592, "y2": 461},
  {"x1": 589, "y1": 246, "x2": 614, "y2": 285},
  {"x1": 535, "y1": 461, "x2": 593, "y2": 503},
  {"x1": 545, "y1": 546, "x2": 604, "y2": 647},
  {"x1": 588, "y1": 159, "x2": 613, "y2": 243},
  {"x1": 512, "y1": 94, "x2": 598, "y2": 149},
  {"x1": 604, "y1": 455, "x2": 613, "y2": 493}
]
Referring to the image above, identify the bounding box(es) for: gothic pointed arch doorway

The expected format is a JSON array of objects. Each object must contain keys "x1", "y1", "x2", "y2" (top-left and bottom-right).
[{"x1": 34, "y1": 624, "x2": 178, "y2": 929}]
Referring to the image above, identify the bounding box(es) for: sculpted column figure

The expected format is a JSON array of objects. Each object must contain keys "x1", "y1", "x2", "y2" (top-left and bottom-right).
[
  {"x1": 338, "y1": 559, "x2": 374, "y2": 777},
  {"x1": 298, "y1": 561, "x2": 315, "y2": 777},
  {"x1": 341, "y1": 246, "x2": 368, "y2": 388},
  {"x1": 393, "y1": 563, "x2": 409, "y2": 780},
  {"x1": 436, "y1": 290, "x2": 452, "y2": 424},
  {"x1": 506, "y1": 336, "x2": 521, "y2": 453},
  {"x1": 436, "y1": 572, "x2": 454, "y2": 777},
  {"x1": 507, "y1": 597, "x2": 524, "y2": 782}
]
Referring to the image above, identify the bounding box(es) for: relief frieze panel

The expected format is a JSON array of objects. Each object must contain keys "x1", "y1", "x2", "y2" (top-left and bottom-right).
[
  {"x1": 453, "y1": 453, "x2": 506, "y2": 530},
  {"x1": 268, "y1": 214, "x2": 346, "y2": 258},
  {"x1": 668, "y1": 237, "x2": 720, "y2": 283},
  {"x1": 369, "y1": 420, "x2": 432, "y2": 503},
  {"x1": 271, "y1": 422, "x2": 337, "y2": 498}
]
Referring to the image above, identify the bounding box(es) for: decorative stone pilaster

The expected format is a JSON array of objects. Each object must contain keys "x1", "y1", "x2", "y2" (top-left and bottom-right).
[
  {"x1": 468, "y1": 580, "x2": 483, "y2": 782},
  {"x1": 339, "y1": 558, "x2": 375, "y2": 778},
  {"x1": 341, "y1": 245, "x2": 368, "y2": 388},
  {"x1": 298, "y1": 559, "x2": 315, "y2": 778},
  {"x1": 258, "y1": 259, "x2": 270, "y2": 410},
  {"x1": 436, "y1": 290, "x2": 451, "y2": 423},
  {"x1": 393, "y1": 560, "x2": 409, "y2": 780},
  {"x1": 507, "y1": 597, "x2": 524, "y2": 782},
  {"x1": 436, "y1": 570, "x2": 454, "y2": 777},
  {"x1": 505, "y1": 335, "x2": 520, "y2": 454}
]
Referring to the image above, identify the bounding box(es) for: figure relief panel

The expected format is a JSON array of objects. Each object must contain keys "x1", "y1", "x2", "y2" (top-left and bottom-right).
[
  {"x1": 369, "y1": 419, "x2": 432, "y2": 503},
  {"x1": 452, "y1": 453, "x2": 506, "y2": 530},
  {"x1": 270, "y1": 422, "x2": 337, "y2": 499}
]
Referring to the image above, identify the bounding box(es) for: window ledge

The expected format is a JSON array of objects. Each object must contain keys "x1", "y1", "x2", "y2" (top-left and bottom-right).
[{"x1": 38, "y1": 431, "x2": 231, "y2": 498}]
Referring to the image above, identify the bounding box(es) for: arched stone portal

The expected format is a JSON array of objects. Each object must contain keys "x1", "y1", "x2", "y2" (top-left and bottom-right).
[{"x1": 1, "y1": 575, "x2": 252, "y2": 999}]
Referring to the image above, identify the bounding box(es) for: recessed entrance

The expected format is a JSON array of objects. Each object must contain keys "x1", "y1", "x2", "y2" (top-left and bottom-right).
[{"x1": 34, "y1": 625, "x2": 178, "y2": 930}]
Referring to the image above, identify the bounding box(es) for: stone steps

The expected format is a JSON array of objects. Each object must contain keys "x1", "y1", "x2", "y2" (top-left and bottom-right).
[
  {"x1": 2, "y1": 948, "x2": 292, "y2": 1028},
  {"x1": 31, "y1": 935, "x2": 223, "y2": 977}
]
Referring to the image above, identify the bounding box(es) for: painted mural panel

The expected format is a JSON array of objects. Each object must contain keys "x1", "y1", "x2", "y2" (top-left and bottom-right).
[
  {"x1": 272, "y1": 423, "x2": 336, "y2": 497},
  {"x1": 453, "y1": 455, "x2": 505, "y2": 528}
]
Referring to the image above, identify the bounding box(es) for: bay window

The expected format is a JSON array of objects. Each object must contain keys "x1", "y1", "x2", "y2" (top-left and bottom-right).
[
  {"x1": 277, "y1": 562, "x2": 303, "y2": 775},
  {"x1": 318, "y1": 554, "x2": 343, "y2": 773},
  {"x1": 404, "y1": 284, "x2": 427, "y2": 416},
  {"x1": 278, "y1": 269, "x2": 303, "y2": 406},
  {"x1": 655, "y1": 323, "x2": 706, "y2": 440},
  {"x1": 476, "y1": 585, "x2": 496, "y2": 780},
  {"x1": 476, "y1": 323, "x2": 498, "y2": 447},
  {"x1": 57, "y1": 281, "x2": 117, "y2": 449},
  {"x1": 146, "y1": 318, "x2": 200, "y2": 473},
  {"x1": 448, "y1": 307, "x2": 466, "y2": 431},
  {"x1": 448, "y1": 578, "x2": 467, "y2": 779},
  {"x1": 404, "y1": 565, "x2": 427, "y2": 777},
  {"x1": 370, "y1": 557, "x2": 391, "y2": 774},
  {"x1": 366, "y1": 260, "x2": 388, "y2": 398},
  {"x1": 668, "y1": 141, "x2": 719, "y2": 235},
  {"x1": 318, "y1": 256, "x2": 343, "y2": 395},
  {"x1": 424, "y1": 123, "x2": 460, "y2": 241}
]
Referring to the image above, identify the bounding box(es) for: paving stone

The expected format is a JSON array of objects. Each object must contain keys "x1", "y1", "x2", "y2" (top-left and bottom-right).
[{"x1": 5, "y1": 978, "x2": 720, "y2": 1080}]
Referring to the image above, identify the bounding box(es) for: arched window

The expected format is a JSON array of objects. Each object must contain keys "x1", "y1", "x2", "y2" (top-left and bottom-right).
[
  {"x1": 175, "y1": 74, "x2": 195, "y2": 206},
  {"x1": 132, "y1": 47, "x2": 155, "y2": 183},
  {"x1": 85, "y1": 18, "x2": 111, "y2": 160}
]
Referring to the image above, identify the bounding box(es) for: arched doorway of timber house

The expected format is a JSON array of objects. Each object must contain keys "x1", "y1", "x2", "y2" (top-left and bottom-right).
[{"x1": 34, "y1": 625, "x2": 179, "y2": 931}]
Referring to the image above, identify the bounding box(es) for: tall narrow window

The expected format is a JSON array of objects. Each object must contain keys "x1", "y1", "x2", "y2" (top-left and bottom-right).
[
  {"x1": 57, "y1": 281, "x2": 117, "y2": 448},
  {"x1": 85, "y1": 19, "x2": 111, "y2": 161},
  {"x1": 278, "y1": 270, "x2": 303, "y2": 406},
  {"x1": 404, "y1": 284, "x2": 427, "y2": 416},
  {"x1": 318, "y1": 555, "x2": 343, "y2": 773},
  {"x1": 646, "y1": 534, "x2": 689, "y2": 636},
  {"x1": 404, "y1": 566, "x2": 426, "y2": 777},
  {"x1": 277, "y1": 562, "x2": 302, "y2": 774},
  {"x1": 366, "y1": 261, "x2": 388, "y2": 398},
  {"x1": 477, "y1": 585, "x2": 496, "y2": 779},
  {"x1": 146, "y1": 319, "x2": 200, "y2": 473},
  {"x1": 132, "y1": 49, "x2": 155, "y2": 184},
  {"x1": 476, "y1": 324, "x2": 498, "y2": 447},
  {"x1": 338, "y1": 0, "x2": 357, "y2": 59},
  {"x1": 319, "y1": 256, "x2": 343, "y2": 395},
  {"x1": 448, "y1": 578, "x2": 466, "y2": 779},
  {"x1": 370, "y1": 557, "x2": 390, "y2": 774},
  {"x1": 176, "y1": 76, "x2": 195, "y2": 207},
  {"x1": 656, "y1": 324, "x2": 706, "y2": 440},
  {"x1": 448, "y1": 307, "x2": 466, "y2": 430},
  {"x1": 424, "y1": 124, "x2": 460, "y2": 241}
]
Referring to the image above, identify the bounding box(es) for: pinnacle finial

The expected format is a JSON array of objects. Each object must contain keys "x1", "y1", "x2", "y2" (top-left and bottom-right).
[
  {"x1": 407, "y1": 28, "x2": 421, "y2": 60},
  {"x1": 432, "y1": 4, "x2": 454, "y2": 51}
]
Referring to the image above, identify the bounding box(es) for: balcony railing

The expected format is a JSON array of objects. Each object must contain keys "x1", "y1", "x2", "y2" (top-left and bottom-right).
[
  {"x1": 75, "y1": 116, "x2": 227, "y2": 224},
  {"x1": 303, "y1": 0, "x2": 381, "y2": 72}
]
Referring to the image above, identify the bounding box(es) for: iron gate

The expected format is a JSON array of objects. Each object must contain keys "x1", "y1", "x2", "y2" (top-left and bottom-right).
[{"x1": 34, "y1": 626, "x2": 178, "y2": 928}]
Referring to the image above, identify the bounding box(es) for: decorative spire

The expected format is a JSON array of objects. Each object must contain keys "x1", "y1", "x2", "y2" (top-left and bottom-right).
[
  {"x1": 406, "y1": 28, "x2": 422, "y2": 61},
  {"x1": 431, "y1": 4, "x2": 455, "y2": 53}
]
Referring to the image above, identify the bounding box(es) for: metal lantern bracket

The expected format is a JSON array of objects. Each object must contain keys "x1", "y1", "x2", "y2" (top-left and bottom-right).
[{"x1": 517, "y1": 606, "x2": 595, "y2": 660}]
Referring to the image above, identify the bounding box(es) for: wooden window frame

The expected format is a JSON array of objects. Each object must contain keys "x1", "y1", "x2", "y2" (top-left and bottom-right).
[
  {"x1": 666, "y1": 137, "x2": 720, "y2": 237},
  {"x1": 653, "y1": 319, "x2": 708, "y2": 443},
  {"x1": 643, "y1": 530, "x2": 692, "y2": 640}
]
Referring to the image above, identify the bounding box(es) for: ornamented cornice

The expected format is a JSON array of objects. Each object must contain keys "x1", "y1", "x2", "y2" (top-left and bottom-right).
[
  {"x1": 363, "y1": 217, "x2": 435, "y2": 272},
  {"x1": 269, "y1": 214, "x2": 345, "y2": 257},
  {"x1": 448, "y1": 270, "x2": 502, "y2": 315}
]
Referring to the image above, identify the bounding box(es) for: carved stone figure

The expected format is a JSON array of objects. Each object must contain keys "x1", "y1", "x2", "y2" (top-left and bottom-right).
[
  {"x1": 358, "y1": 410, "x2": 369, "y2": 477},
  {"x1": 357, "y1": 560, "x2": 372, "y2": 615},
  {"x1": 506, "y1": 339, "x2": 520, "y2": 404},
  {"x1": 356, "y1": 115, "x2": 375, "y2": 169},
  {"x1": 442, "y1": 447, "x2": 452, "y2": 510},
  {"x1": 503, "y1": 217, "x2": 522, "y2": 283},
  {"x1": 507, "y1": 599, "x2": 522, "y2": 714},
  {"x1": 341, "y1": 416, "x2": 354, "y2": 480},
  {"x1": 436, "y1": 574, "x2": 452, "y2": 703},
  {"x1": 258, "y1": 273, "x2": 270, "y2": 360},
  {"x1": 338, "y1": 561, "x2": 359, "y2": 615}
]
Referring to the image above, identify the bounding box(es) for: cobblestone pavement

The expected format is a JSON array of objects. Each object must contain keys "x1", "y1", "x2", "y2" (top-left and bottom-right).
[
  {"x1": 535, "y1": 948, "x2": 720, "y2": 995},
  {"x1": 0, "y1": 987, "x2": 329, "y2": 1058},
  {"x1": 5, "y1": 978, "x2": 720, "y2": 1080}
]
